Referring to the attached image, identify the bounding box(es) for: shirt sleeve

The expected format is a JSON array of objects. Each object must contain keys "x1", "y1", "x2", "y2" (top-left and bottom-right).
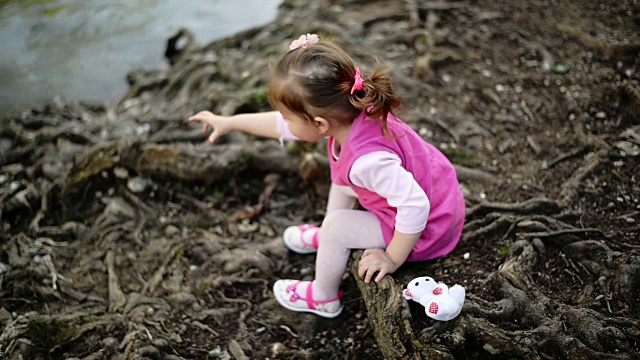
[
  {"x1": 349, "y1": 151, "x2": 430, "y2": 234},
  {"x1": 276, "y1": 112, "x2": 300, "y2": 142}
]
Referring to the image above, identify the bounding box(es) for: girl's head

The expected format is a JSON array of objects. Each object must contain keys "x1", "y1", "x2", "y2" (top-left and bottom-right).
[{"x1": 268, "y1": 34, "x2": 400, "y2": 133}]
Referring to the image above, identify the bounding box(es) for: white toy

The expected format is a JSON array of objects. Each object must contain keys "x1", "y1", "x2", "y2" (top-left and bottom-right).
[{"x1": 402, "y1": 276, "x2": 465, "y2": 321}]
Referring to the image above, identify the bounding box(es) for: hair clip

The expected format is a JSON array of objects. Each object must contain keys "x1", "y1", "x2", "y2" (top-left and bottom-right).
[
  {"x1": 350, "y1": 67, "x2": 364, "y2": 94},
  {"x1": 289, "y1": 33, "x2": 319, "y2": 50}
]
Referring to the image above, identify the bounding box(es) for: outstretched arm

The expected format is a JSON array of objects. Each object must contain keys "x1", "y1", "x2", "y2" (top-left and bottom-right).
[{"x1": 188, "y1": 110, "x2": 280, "y2": 143}]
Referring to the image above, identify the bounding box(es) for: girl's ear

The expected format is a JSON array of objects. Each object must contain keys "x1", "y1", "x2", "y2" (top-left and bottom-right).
[{"x1": 313, "y1": 116, "x2": 330, "y2": 135}]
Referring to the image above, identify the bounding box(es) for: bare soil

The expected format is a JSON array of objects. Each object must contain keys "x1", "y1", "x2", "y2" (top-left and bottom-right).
[{"x1": 1, "y1": 0, "x2": 639, "y2": 359}]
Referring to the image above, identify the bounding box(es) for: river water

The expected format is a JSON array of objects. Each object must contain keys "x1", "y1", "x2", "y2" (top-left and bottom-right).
[{"x1": 0, "y1": 0, "x2": 281, "y2": 118}]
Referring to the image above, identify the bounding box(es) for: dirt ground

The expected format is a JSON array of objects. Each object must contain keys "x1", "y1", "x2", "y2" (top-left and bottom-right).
[{"x1": 1, "y1": 0, "x2": 639, "y2": 359}]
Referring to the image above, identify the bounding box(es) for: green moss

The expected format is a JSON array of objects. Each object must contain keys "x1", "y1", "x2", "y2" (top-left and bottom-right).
[
  {"x1": 0, "y1": 0, "x2": 57, "y2": 9},
  {"x1": 26, "y1": 317, "x2": 78, "y2": 354},
  {"x1": 41, "y1": 4, "x2": 63, "y2": 15},
  {"x1": 442, "y1": 148, "x2": 478, "y2": 168},
  {"x1": 197, "y1": 282, "x2": 211, "y2": 292},
  {"x1": 240, "y1": 151, "x2": 254, "y2": 165},
  {"x1": 496, "y1": 246, "x2": 510, "y2": 257},
  {"x1": 174, "y1": 247, "x2": 184, "y2": 257},
  {"x1": 67, "y1": 148, "x2": 116, "y2": 186},
  {"x1": 211, "y1": 189, "x2": 225, "y2": 199},
  {"x1": 244, "y1": 90, "x2": 269, "y2": 110}
]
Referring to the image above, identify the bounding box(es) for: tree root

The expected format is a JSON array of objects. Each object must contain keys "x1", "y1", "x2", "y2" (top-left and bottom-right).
[
  {"x1": 1, "y1": 1, "x2": 638, "y2": 357},
  {"x1": 106, "y1": 251, "x2": 127, "y2": 312},
  {"x1": 347, "y1": 250, "x2": 455, "y2": 360},
  {"x1": 557, "y1": 24, "x2": 640, "y2": 63},
  {"x1": 63, "y1": 137, "x2": 299, "y2": 192},
  {"x1": 557, "y1": 149, "x2": 607, "y2": 207},
  {"x1": 466, "y1": 197, "x2": 560, "y2": 219}
]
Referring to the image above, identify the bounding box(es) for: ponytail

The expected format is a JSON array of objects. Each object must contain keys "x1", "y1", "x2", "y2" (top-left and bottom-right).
[{"x1": 349, "y1": 65, "x2": 401, "y2": 137}]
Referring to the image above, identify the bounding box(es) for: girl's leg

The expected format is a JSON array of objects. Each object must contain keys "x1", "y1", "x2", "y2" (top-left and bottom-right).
[
  {"x1": 312, "y1": 209, "x2": 386, "y2": 300},
  {"x1": 325, "y1": 183, "x2": 358, "y2": 214},
  {"x1": 273, "y1": 209, "x2": 386, "y2": 316},
  {"x1": 282, "y1": 183, "x2": 357, "y2": 254}
]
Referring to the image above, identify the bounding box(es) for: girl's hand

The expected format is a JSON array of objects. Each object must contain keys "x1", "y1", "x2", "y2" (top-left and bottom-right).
[
  {"x1": 188, "y1": 111, "x2": 233, "y2": 143},
  {"x1": 358, "y1": 248, "x2": 400, "y2": 283}
]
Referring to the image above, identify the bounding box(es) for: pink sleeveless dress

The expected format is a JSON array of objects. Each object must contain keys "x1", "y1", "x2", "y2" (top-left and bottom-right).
[{"x1": 329, "y1": 112, "x2": 465, "y2": 261}]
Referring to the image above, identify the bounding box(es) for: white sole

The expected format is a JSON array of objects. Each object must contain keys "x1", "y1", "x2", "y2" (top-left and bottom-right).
[
  {"x1": 282, "y1": 226, "x2": 318, "y2": 254},
  {"x1": 273, "y1": 281, "x2": 343, "y2": 318}
]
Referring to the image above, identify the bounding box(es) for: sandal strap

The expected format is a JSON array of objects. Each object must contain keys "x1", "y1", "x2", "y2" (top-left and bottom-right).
[
  {"x1": 307, "y1": 282, "x2": 344, "y2": 306},
  {"x1": 306, "y1": 282, "x2": 316, "y2": 310},
  {"x1": 299, "y1": 225, "x2": 320, "y2": 249},
  {"x1": 286, "y1": 281, "x2": 343, "y2": 311}
]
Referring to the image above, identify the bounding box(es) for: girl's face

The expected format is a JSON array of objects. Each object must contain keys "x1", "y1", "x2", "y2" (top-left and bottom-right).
[{"x1": 281, "y1": 110, "x2": 326, "y2": 142}]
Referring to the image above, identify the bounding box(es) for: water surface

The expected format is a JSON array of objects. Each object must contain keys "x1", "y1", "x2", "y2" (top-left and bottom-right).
[{"x1": 0, "y1": 0, "x2": 281, "y2": 117}]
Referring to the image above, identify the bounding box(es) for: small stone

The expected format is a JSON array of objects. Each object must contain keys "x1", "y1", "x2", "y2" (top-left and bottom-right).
[
  {"x1": 104, "y1": 197, "x2": 136, "y2": 218},
  {"x1": 463, "y1": 252, "x2": 470, "y2": 260},
  {"x1": 237, "y1": 220, "x2": 259, "y2": 233},
  {"x1": 127, "y1": 176, "x2": 152, "y2": 193},
  {"x1": 209, "y1": 346, "x2": 229, "y2": 358},
  {"x1": 264, "y1": 173, "x2": 280, "y2": 184},
  {"x1": 165, "y1": 225, "x2": 180, "y2": 236},
  {"x1": 113, "y1": 167, "x2": 129, "y2": 179},
  {"x1": 102, "y1": 337, "x2": 119, "y2": 349},
  {"x1": 483, "y1": 343, "x2": 500, "y2": 354},
  {"x1": 152, "y1": 338, "x2": 170, "y2": 350},
  {"x1": 138, "y1": 345, "x2": 161, "y2": 360},
  {"x1": 271, "y1": 342, "x2": 289, "y2": 357}
]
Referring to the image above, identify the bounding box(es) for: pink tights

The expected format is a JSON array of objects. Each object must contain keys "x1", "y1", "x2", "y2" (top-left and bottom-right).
[{"x1": 304, "y1": 183, "x2": 387, "y2": 300}]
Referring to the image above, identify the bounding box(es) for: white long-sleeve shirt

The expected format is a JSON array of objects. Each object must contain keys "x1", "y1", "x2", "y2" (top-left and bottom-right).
[{"x1": 276, "y1": 113, "x2": 430, "y2": 234}]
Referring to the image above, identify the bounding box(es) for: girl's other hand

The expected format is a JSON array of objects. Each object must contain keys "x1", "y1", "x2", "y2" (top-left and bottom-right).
[
  {"x1": 188, "y1": 111, "x2": 232, "y2": 143},
  {"x1": 358, "y1": 248, "x2": 400, "y2": 283}
]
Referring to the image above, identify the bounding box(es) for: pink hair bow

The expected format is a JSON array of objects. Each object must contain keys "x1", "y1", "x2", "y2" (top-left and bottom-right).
[
  {"x1": 289, "y1": 33, "x2": 319, "y2": 50},
  {"x1": 350, "y1": 67, "x2": 364, "y2": 94}
]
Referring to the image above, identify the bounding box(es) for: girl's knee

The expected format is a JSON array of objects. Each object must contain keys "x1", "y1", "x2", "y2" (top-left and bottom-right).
[
  {"x1": 320, "y1": 209, "x2": 385, "y2": 249},
  {"x1": 320, "y1": 210, "x2": 352, "y2": 242},
  {"x1": 321, "y1": 210, "x2": 352, "y2": 229}
]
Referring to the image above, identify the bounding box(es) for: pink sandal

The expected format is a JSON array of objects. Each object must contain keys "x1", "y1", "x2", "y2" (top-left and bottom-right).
[
  {"x1": 273, "y1": 280, "x2": 343, "y2": 318},
  {"x1": 282, "y1": 224, "x2": 320, "y2": 254}
]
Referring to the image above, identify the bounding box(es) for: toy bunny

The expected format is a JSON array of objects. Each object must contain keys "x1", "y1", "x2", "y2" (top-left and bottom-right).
[{"x1": 402, "y1": 276, "x2": 465, "y2": 321}]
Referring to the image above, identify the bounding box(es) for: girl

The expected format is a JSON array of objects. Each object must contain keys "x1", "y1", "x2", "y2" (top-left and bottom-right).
[{"x1": 188, "y1": 34, "x2": 465, "y2": 318}]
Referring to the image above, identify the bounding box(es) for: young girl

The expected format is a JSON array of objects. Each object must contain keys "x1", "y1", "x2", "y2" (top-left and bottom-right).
[{"x1": 188, "y1": 34, "x2": 465, "y2": 318}]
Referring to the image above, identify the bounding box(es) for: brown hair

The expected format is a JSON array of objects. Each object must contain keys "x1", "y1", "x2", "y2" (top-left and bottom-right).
[{"x1": 268, "y1": 37, "x2": 400, "y2": 134}]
